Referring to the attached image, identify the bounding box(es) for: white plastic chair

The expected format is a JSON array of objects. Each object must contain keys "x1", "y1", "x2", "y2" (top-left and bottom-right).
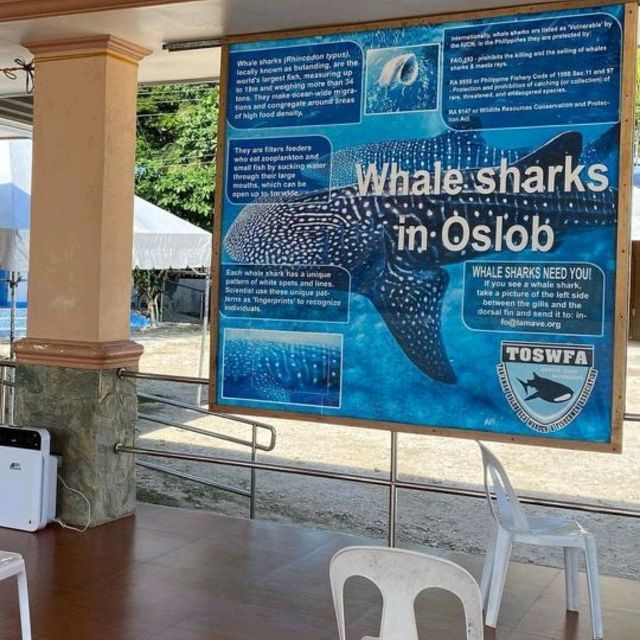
[
  {"x1": 330, "y1": 546, "x2": 483, "y2": 640},
  {"x1": 477, "y1": 442, "x2": 602, "y2": 639},
  {"x1": 0, "y1": 551, "x2": 31, "y2": 639}
]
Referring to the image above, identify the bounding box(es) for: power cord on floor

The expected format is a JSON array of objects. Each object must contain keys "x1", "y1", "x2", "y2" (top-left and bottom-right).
[{"x1": 53, "y1": 474, "x2": 91, "y2": 533}]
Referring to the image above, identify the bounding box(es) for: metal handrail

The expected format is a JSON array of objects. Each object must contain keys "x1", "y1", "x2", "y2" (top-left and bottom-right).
[
  {"x1": 136, "y1": 460, "x2": 251, "y2": 498},
  {"x1": 121, "y1": 370, "x2": 207, "y2": 385},
  {"x1": 115, "y1": 442, "x2": 640, "y2": 520},
  {"x1": 137, "y1": 391, "x2": 277, "y2": 451},
  {"x1": 2, "y1": 359, "x2": 640, "y2": 539},
  {"x1": 138, "y1": 413, "x2": 275, "y2": 452},
  {"x1": 133, "y1": 383, "x2": 272, "y2": 515}
]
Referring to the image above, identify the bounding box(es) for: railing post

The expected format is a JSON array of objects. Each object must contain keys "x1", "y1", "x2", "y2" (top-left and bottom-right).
[
  {"x1": 388, "y1": 430, "x2": 398, "y2": 547},
  {"x1": 8, "y1": 366, "x2": 14, "y2": 425},
  {"x1": 250, "y1": 423, "x2": 257, "y2": 519},
  {"x1": 196, "y1": 273, "x2": 211, "y2": 407},
  {"x1": 0, "y1": 365, "x2": 7, "y2": 425},
  {"x1": 8, "y1": 272, "x2": 21, "y2": 360}
]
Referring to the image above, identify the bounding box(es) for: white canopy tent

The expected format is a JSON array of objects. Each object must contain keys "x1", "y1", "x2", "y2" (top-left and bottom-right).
[
  {"x1": 133, "y1": 196, "x2": 212, "y2": 270},
  {"x1": 0, "y1": 138, "x2": 212, "y2": 272},
  {"x1": 0, "y1": 139, "x2": 212, "y2": 384},
  {"x1": 0, "y1": 138, "x2": 31, "y2": 273}
]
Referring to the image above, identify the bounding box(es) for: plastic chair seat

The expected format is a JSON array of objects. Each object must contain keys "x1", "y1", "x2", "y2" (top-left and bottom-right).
[{"x1": 516, "y1": 516, "x2": 588, "y2": 541}]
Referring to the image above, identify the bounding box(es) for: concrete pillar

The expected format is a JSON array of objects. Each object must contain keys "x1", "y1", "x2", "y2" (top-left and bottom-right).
[
  {"x1": 15, "y1": 366, "x2": 138, "y2": 526},
  {"x1": 13, "y1": 35, "x2": 150, "y2": 526}
]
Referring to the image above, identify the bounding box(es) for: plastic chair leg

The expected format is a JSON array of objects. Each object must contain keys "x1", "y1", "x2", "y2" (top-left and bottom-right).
[
  {"x1": 583, "y1": 535, "x2": 603, "y2": 640},
  {"x1": 480, "y1": 526, "x2": 497, "y2": 608},
  {"x1": 17, "y1": 569, "x2": 32, "y2": 640},
  {"x1": 564, "y1": 546, "x2": 580, "y2": 612},
  {"x1": 484, "y1": 528, "x2": 512, "y2": 629}
]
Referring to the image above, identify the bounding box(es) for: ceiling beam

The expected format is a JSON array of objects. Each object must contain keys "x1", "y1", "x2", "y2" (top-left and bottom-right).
[{"x1": 0, "y1": 0, "x2": 195, "y2": 23}]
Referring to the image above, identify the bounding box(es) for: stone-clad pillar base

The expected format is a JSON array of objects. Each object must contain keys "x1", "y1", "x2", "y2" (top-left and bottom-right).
[{"x1": 14, "y1": 364, "x2": 137, "y2": 527}]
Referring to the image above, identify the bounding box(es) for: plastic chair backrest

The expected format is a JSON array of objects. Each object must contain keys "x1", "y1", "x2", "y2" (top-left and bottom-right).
[
  {"x1": 330, "y1": 546, "x2": 483, "y2": 640},
  {"x1": 478, "y1": 442, "x2": 529, "y2": 532}
]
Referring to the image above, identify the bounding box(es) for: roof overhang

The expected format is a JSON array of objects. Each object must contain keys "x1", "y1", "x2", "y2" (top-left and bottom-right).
[{"x1": 0, "y1": 0, "x2": 618, "y2": 98}]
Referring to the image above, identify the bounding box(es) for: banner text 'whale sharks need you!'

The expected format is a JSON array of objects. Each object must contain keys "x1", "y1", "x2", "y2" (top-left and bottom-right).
[{"x1": 212, "y1": 1, "x2": 635, "y2": 450}]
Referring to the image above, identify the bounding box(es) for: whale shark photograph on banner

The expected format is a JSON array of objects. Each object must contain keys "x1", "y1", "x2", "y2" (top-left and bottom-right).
[{"x1": 211, "y1": 1, "x2": 634, "y2": 450}]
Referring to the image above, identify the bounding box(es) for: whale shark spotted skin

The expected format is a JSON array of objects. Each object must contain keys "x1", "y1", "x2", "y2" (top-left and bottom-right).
[
  {"x1": 224, "y1": 131, "x2": 617, "y2": 384},
  {"x1": 223, "y1": 338, "x2": 341, "y2": 406},
  {"x1": 303, "y1": 130, "x2": 525, "y2": 188}
]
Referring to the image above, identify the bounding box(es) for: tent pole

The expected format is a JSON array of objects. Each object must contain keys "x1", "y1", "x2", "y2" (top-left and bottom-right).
[
  {"x1": 7, "y1": 271, "x2": 18, "y2": 424},
  {"x1": 9, "y1": 271, "x2": 17, "y2": 359},
  {"x1": 196, "y1": 272, "x2": 211, "y2": 406}
]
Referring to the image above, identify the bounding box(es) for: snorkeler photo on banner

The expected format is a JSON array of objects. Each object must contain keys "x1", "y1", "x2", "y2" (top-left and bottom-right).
[{"x1": 211, "y1": 1, "x2": 634, "y2": 450}]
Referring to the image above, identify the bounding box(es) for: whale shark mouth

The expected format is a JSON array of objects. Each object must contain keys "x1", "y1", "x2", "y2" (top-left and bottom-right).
[
  {"x1": 378, "y1": 53, "x2": 420, "y2": 88},
  {"x1": 398, "y1": 54, "x2": 419, "y2": 85}
]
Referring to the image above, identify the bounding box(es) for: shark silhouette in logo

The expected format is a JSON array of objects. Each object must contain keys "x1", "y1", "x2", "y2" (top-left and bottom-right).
[
  {"x1": 224, "y1": 131, "x2": 617, "y2": 384},
  {"x1": 518, "y1": 373, "x2": 574, "y2": 404}
]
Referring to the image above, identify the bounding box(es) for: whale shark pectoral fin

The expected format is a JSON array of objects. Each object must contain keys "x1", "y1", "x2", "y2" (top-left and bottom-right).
[
  {"x1": 369, "y1": 266, "x2": 456, "y2": 384},
  {"x1": 524, "y1": 391, "x2": 541, "y2": 402}
]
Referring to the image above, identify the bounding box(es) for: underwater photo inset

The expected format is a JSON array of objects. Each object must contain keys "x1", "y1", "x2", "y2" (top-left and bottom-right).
[
  {"x1": 365, "y1": 44, "x2": 439, "y2": 114},
  {"x1": 221, "y1": 329, "x2": 343, "y2": 408}
]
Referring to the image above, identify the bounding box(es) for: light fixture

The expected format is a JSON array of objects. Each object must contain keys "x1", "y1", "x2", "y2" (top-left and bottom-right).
[{"x1": 163, "y1": 39, "x2": 222, "y2": 53}]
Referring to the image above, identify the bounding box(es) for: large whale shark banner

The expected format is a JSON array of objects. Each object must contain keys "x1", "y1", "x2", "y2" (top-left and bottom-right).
[{"x1": 211, "y1": 1, "x2": 635, "y2": 450}]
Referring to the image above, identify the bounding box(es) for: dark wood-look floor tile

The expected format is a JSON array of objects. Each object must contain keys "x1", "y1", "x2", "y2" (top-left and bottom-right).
[
  {"x1": 0, "y1": 504, "x2": 635, "y2": 640},
  {"x1": 156, "y1": 600, "x2": 331, "y2": 640},
  {"x1": 134, "y1": 503, "x2": 235, "y2": 542},
  {"x1": 443, "y1": 550, "x2": 558, "y2": 628},
  {"x1": 513, "y1": 596, "x2": 640, "y2": 640},
  {"x1": 542, "y1": 570, "x2": 640, "y2": 613},
  {"x1": 506, "y1": 632, "x2": 558, "y2": 640},
  {"x1": 484, "y1": 625, "x2": 524, "y2": 640}
]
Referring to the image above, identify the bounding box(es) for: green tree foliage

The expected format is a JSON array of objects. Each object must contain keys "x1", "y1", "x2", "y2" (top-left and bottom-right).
[{"x1": 135, "y1": 83, "x2": 218, "y2": 230}]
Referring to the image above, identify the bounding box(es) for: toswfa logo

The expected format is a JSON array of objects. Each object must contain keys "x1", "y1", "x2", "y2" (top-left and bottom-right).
[
  {"x1": 497, "y1": 341, "x2": 597, "y2": 433},
  {"x1": 9, "y1": 462, "x2": 21, "y2": 471}
]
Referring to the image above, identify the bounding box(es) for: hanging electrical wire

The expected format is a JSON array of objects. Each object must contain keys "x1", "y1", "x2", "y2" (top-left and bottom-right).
[{"x1": 0, "y1": 58, "x2": 34, "y2": 93}]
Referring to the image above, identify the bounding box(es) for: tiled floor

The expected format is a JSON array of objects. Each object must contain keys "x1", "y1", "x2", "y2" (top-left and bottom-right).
[{"x1": 0, "y1": 504, "x2": 636, "y2": 639}]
